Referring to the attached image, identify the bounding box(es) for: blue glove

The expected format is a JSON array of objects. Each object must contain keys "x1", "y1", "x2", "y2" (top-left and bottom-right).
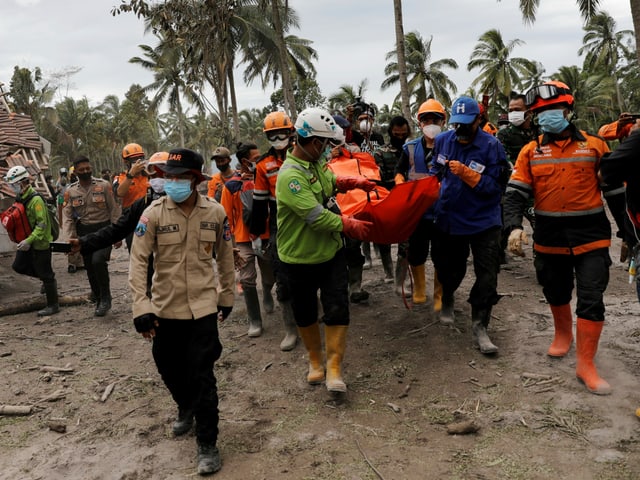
[{"x1": 17, "y1": 240, "x2": 31, "y2": 251}]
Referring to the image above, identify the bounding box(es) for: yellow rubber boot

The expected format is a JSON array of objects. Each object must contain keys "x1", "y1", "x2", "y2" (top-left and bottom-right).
[
  {"x1": 576, "y1": 318, "x2": 611, "y2": 395},
  {"x1": 325, "y1": 325, "x2": 348, "y2": 393},
  {"x1": 548, "y1": 304, "x2": 573, "y2": 357},
  {"x1": 410, "y1": 264, "x2": 427, "y2": 304},
  {"x1": 297, "y1": 323, "x2": 325, "y2": 384},
  {"x1": 433, "y1": 270, "x2": 443, "y2": 312}
]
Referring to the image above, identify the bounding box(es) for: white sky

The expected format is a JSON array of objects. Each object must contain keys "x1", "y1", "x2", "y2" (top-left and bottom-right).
[{"x1": 0, "y1": 0, "x2": 634, "y2": 114}]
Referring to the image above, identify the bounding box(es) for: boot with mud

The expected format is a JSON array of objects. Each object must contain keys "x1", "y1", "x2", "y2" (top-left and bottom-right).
[
  {"x1": 380, "y1": 248, "x2": 394, "y2": 284},
  {"x1": 279, "y1": 300, "x2": 298, "y2": 351},
  {"x1": 440, "y1": 295, "x2": 455, "y2": 325},
  {"x1": 37, "y1": 280, "x2": 60, "y2": 317},
  {"x1": 348, "y1": 265, "x2": 369, "y2": 304},
  {"x1": 298, "y1": 322, "x2": 325, "y2": 384},
  {"x1": 548, "y1": 304, "x2": 574, "y2": 357},
  {"x1": 471, "y1": 306, "x2": 498, "y2": 354},
  {"x1": 172, "y1": 407, "x2": 194, "y2": 436},
  {"x1": 325, "y1": 325, "x2": 348, "y2": 393},
  {"x1": 262, "y1": 282, "x2": 275, "y2": 314},
  {"x1": 196, "y1": 443, "x2": 221, "y2": 475},
  {"x1": 410, "y1": 264, "x2": 427, "y2": 304},
  {"x1": 575, "y1": 318, "x2": 611, "y2": 395},
  {"x1": 244, "y1": 285, "x2": 263, "y2": 337}
]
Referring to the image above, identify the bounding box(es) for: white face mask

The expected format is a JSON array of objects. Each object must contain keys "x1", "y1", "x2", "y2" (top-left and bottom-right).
[
  {"x1": 508, "y1": 111, "x2": 526, "y2": 127},
  {"x1": 269, "y1": 138, "x2": 289, "y2": 150},
  {"x1": 422, "y1": 124, "x2": 441, "y2": 139},
  {"x1": 359, "y1": 120, "x2": 372, "y2": 133},
  {"x1": 149, "y1": 177, "x2": 166, "y2": 194},
  {"x1": 10, "y1": 183, "x2": 22, "y2": 195}
]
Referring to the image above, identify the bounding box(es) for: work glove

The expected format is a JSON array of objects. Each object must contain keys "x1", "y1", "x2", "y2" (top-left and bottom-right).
[
  {"x1": 133, "y1": 313, "x2": 158, "y2": 334},
  {"x1": 251, "y1": 237, "x2": 263, "y2": 257},
  {"x1": 394, "y1": 173, "x2": 405, "y2": 185},
  {"x1": 336, "y1": 176, "x2": 377, "y2": 193},
  {"x1": 448, "y1": 160, "x2": 481, "y2": 188},
  {"x1": 341, "y1": 215, "x2": 373, "y2": 241},
  {"x1": 217, "y1": 305, "x2": 233, "y2": 321},
  {"x1": 507, "y1": 229, "x2": 529, "y2": 257},
  {"x1": 17, "y1": 240, "x2": 31, "y2": 251}
]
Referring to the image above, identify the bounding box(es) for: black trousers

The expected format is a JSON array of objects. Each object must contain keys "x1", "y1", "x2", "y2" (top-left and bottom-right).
[
  {"x1": 12, "y1": 249, "x2": 56, "y2": 285},
  {"x1": 152, "y1": 314, "x2": 222, "y2": 445},
  {"x1": 534, "y1": 248, "x2": 611, "y2": 321},
  {"x1": 407, "y1": 217, "x2": 437, "y2": 266},
  {"x1": 77, "y1": 222, "x2": 112, "y2": 300},
  {"x1": 267, "y1": 234, "x2": 291, "y2": 303},
  {"x1": 431, "y1": 226, "x2": 501, "y2": 309},
  {"x1": 281, "y1": 249, "x2": 350, "y2": 327}
]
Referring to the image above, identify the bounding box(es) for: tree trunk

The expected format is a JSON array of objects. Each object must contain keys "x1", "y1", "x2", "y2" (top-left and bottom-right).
[
  {"x1": 176, "y1": 98, "x2": 185, "y2": 147},
  {"x1": 228, "y1": 66, "x2": 240, "y2": 144},
  {"x1": 271, "y1": 1, "x2": 297, "y2": 118},
  {"x1": 393, "y1": 0, "x2": 412, "y2": 122},
  {"x1": 632, "y1": 0, "x2": 640, "y2": 65}
]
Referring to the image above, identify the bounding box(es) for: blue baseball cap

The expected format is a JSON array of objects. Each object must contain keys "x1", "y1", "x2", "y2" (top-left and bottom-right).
[{"x1": 449, "y1": 96, "x2": 480, "y2": 124}]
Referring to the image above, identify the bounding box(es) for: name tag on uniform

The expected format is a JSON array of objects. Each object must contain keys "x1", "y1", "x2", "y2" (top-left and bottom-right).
[
  {"x1": 200, "y1": 222, "x2": 218, "y2": 231},
  {"x1": 468, "y1": 161, "x2": 486, "y2": 174},
  {"x1": 436, "y1": 154, "x2": 447, "y2": 165},
  {"x1": 157, "y1": 224, "x2": 179, "y2": 233}
]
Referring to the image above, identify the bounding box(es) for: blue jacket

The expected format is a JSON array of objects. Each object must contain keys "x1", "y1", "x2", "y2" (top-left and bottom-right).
[
  {"x1": 429, "y1": 129, "x2": 508, "y2": 235},
  {"x1": 402, "y1": 137, "x2": 436, "y2": 220}
]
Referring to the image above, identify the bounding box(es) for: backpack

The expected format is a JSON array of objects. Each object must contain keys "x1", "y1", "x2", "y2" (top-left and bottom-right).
[{"x1": 0, "y1": 201, "x2": 32, "y2": 243}]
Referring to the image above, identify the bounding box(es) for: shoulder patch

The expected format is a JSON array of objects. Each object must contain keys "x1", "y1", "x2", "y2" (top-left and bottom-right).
[
  {"x1": 288, "y1": 179, "x2": 302, "y2": 193},
  {"x1": 223, "y1": 219, "x2": 231, "y2": 241}
]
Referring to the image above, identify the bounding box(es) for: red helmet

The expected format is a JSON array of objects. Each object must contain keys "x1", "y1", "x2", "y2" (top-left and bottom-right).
[{"x1": 525, "y1": 80, "x2": 574, "y2": 112}]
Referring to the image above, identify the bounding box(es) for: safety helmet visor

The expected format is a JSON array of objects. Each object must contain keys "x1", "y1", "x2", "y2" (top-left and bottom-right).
[
  {"x1": 525, "y1": 84, "x2": 571, "y2": 108},
  {"x1": 266, "y1": 132, "x2": 290, "y2": 142}
]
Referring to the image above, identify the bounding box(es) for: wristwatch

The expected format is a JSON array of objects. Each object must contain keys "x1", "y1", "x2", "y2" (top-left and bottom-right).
[{"x1": 126, "y1": 173, "x2": 134, "y2": 179}]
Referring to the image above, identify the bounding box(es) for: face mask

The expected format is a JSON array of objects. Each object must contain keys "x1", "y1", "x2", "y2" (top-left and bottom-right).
[
  {"x1": 390, "y1": 137, "x2": 405, "y2": 149},
  {"x1": 422, "y1": 124, "x2": 442, "y2": 140},
  {"x1": 149, "y1": 177, "x2": 166, "y2": 194},
  {"x1": 454, "y1": 124, "x2": 474, "y2": 144},
  {"x1": 269, "y1": 138, "x2": 289, "y2": 150},
  {"x1": 359, "y1": 120, "x2": 371, "y2": 133},
  {"x1": 60, "y1": 178, "x2": 68, "y2": 186},
  {"x1": 10, "y1": 183, "x2": 22, "y2": 195},
  {"x1": 216, "y1": 162, "x2": 231, "y2": 173},
  {"x1": 508, "y1": 111, "x2": 526, "y2": 127},
  {"x1": 245, "y1": 162, "x2": 256, "y2": 173},
  {"x1": 165, "y1": 179, "x2": 193, "y2": 203},
  {"x1": 537, "y1": 109, "x2": 569, "y2": 134},
  {"x1": 78, "y1": 172, "x2": 92, "y2": 182}
]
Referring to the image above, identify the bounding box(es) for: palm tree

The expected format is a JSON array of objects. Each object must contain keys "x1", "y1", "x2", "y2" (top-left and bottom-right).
[
  {"x1": 129, "y1": 35, "x2": 203, "y2": 146},
  {"x1": 392, "y1": 0, "x2": 412, "y2": 122},
  {"x1": 327, "y1": 80, "x2": 371, "y2": 116},
  {"x1": 578, "y1": 11, "x2": 634, "y2": 111},
  {"x1": 467, "y1": 29, "x2": 536, "y2": 107},
  {"x1": 382, "y1": 31, "x2": 458, "y2": 111}
]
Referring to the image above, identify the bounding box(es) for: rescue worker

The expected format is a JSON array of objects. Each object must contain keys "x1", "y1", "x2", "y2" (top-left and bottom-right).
[
  {"x1": 63, "y1": 156, "x2": 121, "y2": 316},
  {"x1": 221, "y1": 142, "x2": 275, "y2": 339},
  {"x1": 56, "y1": 165, "x2": 84, "y2": 273},
  {"x1": 128, "y1": 148, "x2": 235, "y2": 476},
  {"x1": 372, "y1": 116, "x2": 411, "y2": 284},
  {"x1": 276, "y1": 107, "x2": 375, "y2": 394},
  {"x1": 68, "y1": 153, "x2": 169, "y2": 296},
  {"x1": 5, "y1": 165, "x2": 60, "y2": 316},
  {"x1": 430, "y1": 96, "x2": 510, "y2": 353},
  {"x1": 207, "y1": 147, "x2": 235, "y2": 203},
  {"x1": 114, "y1": 143, "x2": 149, "y2": 250},
  {"x1": 504, "y1": 80, "x2": 625, "y2": 394},
  {"x1": 249, "y1": 111, "x2": 298, "y2": 351},
  {"x1": 395, "y1": 100, "x2": 446, "y2": 310}
]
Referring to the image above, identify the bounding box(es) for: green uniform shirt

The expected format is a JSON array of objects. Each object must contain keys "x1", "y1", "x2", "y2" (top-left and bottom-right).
[
  {"x1": 276, "y1": 151, "x2": 344, "y2": 264},
  {"x1": 497, "y1": 124, "x2": 536, "y2": 165},
  {"x1": 20, "y1": 185, "x2": 52, "y2": 250}
]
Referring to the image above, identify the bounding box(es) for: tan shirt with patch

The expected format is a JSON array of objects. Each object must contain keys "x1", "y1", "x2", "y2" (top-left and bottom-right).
[
  {"x1": 129, "y1": 194, "x2": 235, "y2": 320},
  {"x1": 62, "y1": 178, "x2": 121, "y2": 236}
]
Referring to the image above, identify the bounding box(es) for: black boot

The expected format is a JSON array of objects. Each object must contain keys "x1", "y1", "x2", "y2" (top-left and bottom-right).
[
  {"x1": 94, "y1": 265, "x2": 111, "y2": 317},
  {"x1": 172, "y1": 407, "x2": 194, "y2": 436},
  {"x1": 197, "y1": 443, "x2": 221, "y2": 475},
  {"x1": 244, "y1": 286, "x2": 263, "y2": 337},
  {"x1": 38, "y1": 280, "x2": 60, "y2": 317},
  {"x1": 471, "y1": 306, "x2": 498, "y2": 354}
]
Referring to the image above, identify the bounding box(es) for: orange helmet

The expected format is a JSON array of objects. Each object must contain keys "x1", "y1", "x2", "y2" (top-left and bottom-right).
[
  {"x1": 417, "y1": 99, "x2": 446, "y2": 121},
  {"x1": 122, "y1": 143, "x2": 145, "y2": 159},
  {"x1": 145, "y1": 151, "x2": 169, "y2": 176},
  {"x1": 525, "y1": 80, "x2": 574, "y2": 112},
  {"x1": 263, "y1": 111, "x2": 294, "y2": 132}
]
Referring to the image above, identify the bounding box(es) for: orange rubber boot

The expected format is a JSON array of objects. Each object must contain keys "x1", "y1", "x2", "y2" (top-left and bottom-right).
[
  {"x1": 297, "y1": 323, "x2": 325, "y2": 384},
  {"x1": 547, "y1": 304, "x2": 574, "y2": 357},
  {"x1": 575, "y1": 318, "x2": 611, "y2": 395}
]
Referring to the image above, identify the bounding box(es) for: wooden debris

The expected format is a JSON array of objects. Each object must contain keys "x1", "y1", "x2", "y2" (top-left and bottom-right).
[
  {"x1": 37, "y1": 389, "x2": 67, "y2": 403},
  {"x1": 386, "y1": 402, "x2": 401, "y2": 413},
  {"x1": 47, "y1": 418, "x2": 67, "y2": 433},
  {"x1": 100, "y1": 382, "x2": 116, "y2": 402},
  {"x1": 521, "y1": 372, "x2": 552, "y2": 380},
  {"x1": 40, "y1": 365, "x2": 74, "y2": 373},
  {"x1": 262, "y1": 362, "x2": 273, "y2": 372},
  {"x1": 355, "y1": 439, "x2": 386, "y2": 480},
  {"x1": 446, "y1": 419, "x2": 481, "y2": 435},
  {"x1": 0, "y1": 295, "x2": 89, "y2": 317},
  {"x1": 0, "y1": 405, "x2": 33, "y2": 416},
  {"x1": 398, "y1": 383, "x2": 411, "y2": 399}
]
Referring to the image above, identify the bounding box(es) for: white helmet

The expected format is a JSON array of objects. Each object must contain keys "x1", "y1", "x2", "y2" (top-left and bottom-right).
[
  {"x1": 5, "y1": 165, "x2": 29, "y2": 184},
  {"x1": 295, "y1": 107, "x2": 338, "y2": 139}
]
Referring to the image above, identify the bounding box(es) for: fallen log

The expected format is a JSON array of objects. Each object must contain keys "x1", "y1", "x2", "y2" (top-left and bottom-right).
[
  {"x1": 0, "y1": 405, "x2": 33, "y2": 416},
  {"x1": 0, "y1": 295, "x2": 89, "y2": 317}
]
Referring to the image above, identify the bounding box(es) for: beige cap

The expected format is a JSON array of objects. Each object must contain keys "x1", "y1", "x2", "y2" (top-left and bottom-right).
[{"x1": 211, "y1": 147, "x2": 231, "y2": 159}]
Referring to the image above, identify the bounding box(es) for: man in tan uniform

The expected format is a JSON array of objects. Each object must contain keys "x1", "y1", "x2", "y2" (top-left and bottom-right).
[
  {"x1": 128, "y1": 148, "x2": 235, "y2": 476},
  {"x1": 63, "y1": 156, "x2": 121, "y2": 316}
]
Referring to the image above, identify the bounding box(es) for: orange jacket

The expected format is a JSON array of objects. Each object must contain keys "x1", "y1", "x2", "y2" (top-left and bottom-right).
[
  {"x1": 250, "y1": 150, "x2": 287, "y2": 237},
  {"x1": 114, "y1": 172, "x2": 149, "y2": 209},
  {"x1": 598, "y1": 120, "x2": 632, "y2": 141},
  {"x1": 507, "y1": 129, "x2": 611, "y2": 255},
  {"x1": 220, "y1": 173, "x2": 269, "y2": 243}
]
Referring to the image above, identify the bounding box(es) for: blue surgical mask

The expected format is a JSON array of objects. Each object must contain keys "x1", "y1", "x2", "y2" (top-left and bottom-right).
[
  {"x1": 537, "y1": 109, "x2": 569, "y2": 134},
  {"x1": 164, "y1": 179, "x2": 193, "y2": 203}
]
